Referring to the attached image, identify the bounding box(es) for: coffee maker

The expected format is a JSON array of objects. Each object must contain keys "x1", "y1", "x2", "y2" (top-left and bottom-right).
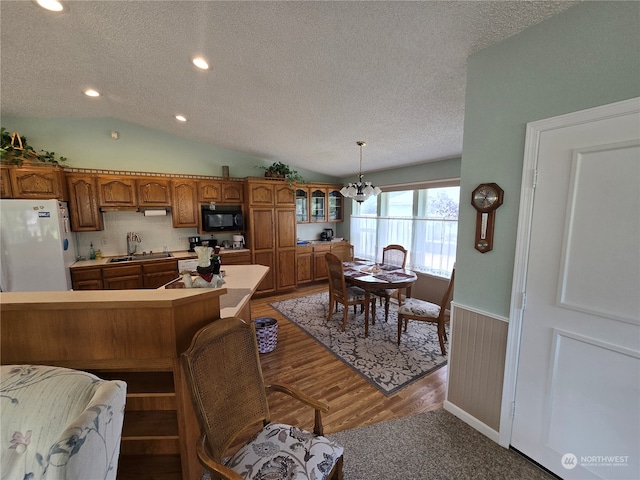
[
  {"x1": 232, "y1": 235, "x2": 245, "y2": 249},
  {"x1": 188, "y1": 236, "x2": 201, "y2": 252}
]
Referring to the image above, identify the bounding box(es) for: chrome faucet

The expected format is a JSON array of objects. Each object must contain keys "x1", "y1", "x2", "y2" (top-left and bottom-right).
[{"x1": 127, "y1": 232, "x2": 141, "y2": 256}]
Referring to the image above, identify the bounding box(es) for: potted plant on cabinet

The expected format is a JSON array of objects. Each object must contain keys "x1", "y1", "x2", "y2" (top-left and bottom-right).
[
  {"x1": 258, "y1": 161, "x2": 305, "y2": 186},
  {"x1": 0, "y1": 127, "x2": 68, "y2": 165}
]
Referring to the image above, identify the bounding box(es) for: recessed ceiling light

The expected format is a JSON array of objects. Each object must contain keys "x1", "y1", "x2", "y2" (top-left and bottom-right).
[
  {"x1": 175, "y1": 115, "x2": 187, "y2": 122},
  {"x1": 191, "y1": 56, "x2": 210, "y2": 71},
  {"x1": 83, "y1": 89, "x2": 101, "y2": 97},
  {"x1": 35, "y1": 0, "x2": 65, "y2": 12}
]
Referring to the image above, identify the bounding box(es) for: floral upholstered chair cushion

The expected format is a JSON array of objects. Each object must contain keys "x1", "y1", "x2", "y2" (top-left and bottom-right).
[
  {"x1": 0, "y1": 365, "x2": 127, "y2": 480},
  {"x1": 397, "y1": 298, "x2": 441, "y2": 318},
  {"x1": 217, "y1": 423, "x2": 343, "y2": 480}
]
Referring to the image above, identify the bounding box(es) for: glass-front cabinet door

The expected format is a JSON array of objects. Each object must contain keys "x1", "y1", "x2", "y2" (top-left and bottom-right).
[
  {"x1": 296, "y1": 188, "x2": 308, "y2": 223},
  {"x1": 310, "y1": 188, "x2": 326, "y2": 222},
  {"x1": 328, "y1": 189, "x2": 343, "y2": 222}
]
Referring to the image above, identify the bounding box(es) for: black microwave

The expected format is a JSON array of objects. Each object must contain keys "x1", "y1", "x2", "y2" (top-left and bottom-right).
[{"x1": 201, "y1": 205, "x2": 244, "y2": 232}]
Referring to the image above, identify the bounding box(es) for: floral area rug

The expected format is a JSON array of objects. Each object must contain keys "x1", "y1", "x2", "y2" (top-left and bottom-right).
[{"x1": 270, "y1": 291, "x2": 447, "y2": 396}]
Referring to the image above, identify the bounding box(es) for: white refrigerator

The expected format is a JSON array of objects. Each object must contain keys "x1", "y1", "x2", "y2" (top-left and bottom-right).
[{"x1": 0, "y1": 199, "x2": 77, "y2": 292}]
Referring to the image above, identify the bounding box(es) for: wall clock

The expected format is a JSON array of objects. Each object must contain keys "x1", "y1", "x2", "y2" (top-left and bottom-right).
[{"x1": 471, "y1": 183, "x2": 504, "y2": 253}]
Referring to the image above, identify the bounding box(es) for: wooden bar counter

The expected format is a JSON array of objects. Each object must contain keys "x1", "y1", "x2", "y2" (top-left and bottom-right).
[{"x1": 1, "y1": 265, "x2": 269, "y2": 480}]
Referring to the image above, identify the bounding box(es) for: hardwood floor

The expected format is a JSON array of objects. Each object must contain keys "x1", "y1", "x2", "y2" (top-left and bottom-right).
[{"x1": 251, "y1": 284, "x2": 448, "y2": 436}]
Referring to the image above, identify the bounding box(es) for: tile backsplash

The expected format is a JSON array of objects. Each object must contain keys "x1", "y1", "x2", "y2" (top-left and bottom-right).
[{"x1": 75, "y1": 211, "x2": 231, "y2": 259}]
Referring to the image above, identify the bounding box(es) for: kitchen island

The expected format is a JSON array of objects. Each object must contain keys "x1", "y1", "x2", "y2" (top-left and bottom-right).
[{"x1": 0, "y1": 264, "x2": 269, "y2": 480}]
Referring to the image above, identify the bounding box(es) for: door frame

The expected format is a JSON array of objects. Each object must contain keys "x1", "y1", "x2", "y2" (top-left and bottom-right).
[{"x1": 499, "y1": 96, "x2": 640, "y2": 448}]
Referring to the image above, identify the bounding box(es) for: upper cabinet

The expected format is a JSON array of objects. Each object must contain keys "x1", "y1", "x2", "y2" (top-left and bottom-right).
[
  {"x1": 328, "y1": 188, "x2": 343, "y2": 222},
  {"x1": 296, "y1": 184, "x2": 344, "y2": 223},
  {"x1": 8, "y1": 164, "x2": 66, "y2": 200},
  {"x1": 221, "y1": 181, "x2": 243, "y2": 203},
  {"x1": 66, "y1": 174, "x2": 104, "y2": 231},
  {"x1": 97, "y1": 176, "x2": 137, "y2": 207},
  {"x1": 137, "y1": 177, "x2": 171, "y2": 207},
  {"x1": 310, "y1": 187, "x2": 326, "y2": 223},
  {"x1": 172, "y1": 179, "x2": 198, "y2": 228},
  {"x1": 1, "y1": 166, "x2": 12, "y2": 198},
  {"x1": 274, "y1": 183, "x2": 295, "y2": 206},
  {"x1": 296, "y1": 188, "x2": 308, "y2": 223}
]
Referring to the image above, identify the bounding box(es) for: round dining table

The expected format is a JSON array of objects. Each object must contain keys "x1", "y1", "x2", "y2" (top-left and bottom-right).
[{"x1": 342, "y1": 261, "x2": 418, "y2": 337}]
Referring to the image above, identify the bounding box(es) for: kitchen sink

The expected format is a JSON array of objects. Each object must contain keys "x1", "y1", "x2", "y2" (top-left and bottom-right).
[{"x1": 107, "y1": 253, "x2": 173, "y2": 263}]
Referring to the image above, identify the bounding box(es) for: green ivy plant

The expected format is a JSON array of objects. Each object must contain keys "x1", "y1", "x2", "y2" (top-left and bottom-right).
[
  {"x1": 0, "y1": 127, "x2": 68, "y2": 165},
  {"x1": 257, "y1": 161, "x2": 305, "y2": 186}
]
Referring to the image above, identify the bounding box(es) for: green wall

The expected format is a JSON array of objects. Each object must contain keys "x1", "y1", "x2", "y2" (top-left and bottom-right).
[
  {"x1": 1, "y1": 116, "x2": 337, "y2": 182},
  {"x1": 457, "y1": 1, "x2": 640, "y2": 317}
]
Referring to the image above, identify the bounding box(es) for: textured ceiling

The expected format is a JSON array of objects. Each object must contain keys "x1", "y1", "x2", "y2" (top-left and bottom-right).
[{"x1": 0, "y1": 1, "x2": 576, "y2": 177}]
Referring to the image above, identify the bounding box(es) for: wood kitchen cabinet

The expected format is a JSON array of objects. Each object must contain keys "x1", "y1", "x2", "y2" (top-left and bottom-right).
[
  {"x1": 137, "y1": 177, "x2": 171, "y2": 207},
  {"x1": 1, "y1": 166, "x2": 13, "y2": 198},
  {"x1": 198, "y1": 179, "x2": 244, "y2": 204},
  {"x1": 296, "y1": 243, "x2": 336, "y2": 284},
  {"x1": 313, "y1": 244, "x2": 331, "y2": 281},
  {"x1": 66, "y1": 173, "x2": 104, "y2": 231},
  {"x1": 220, "y1": 250, "x2": 251, "y2": 265},
  {"x1": 198, "y1": 180, "x2": 221, "y2": 202},
  {"x1": 9, "y1": 164, "x2": 66, "y2": 200},
  {"x1": 245, "y1": 179, "x2": 297, "y2": 294},
  {"x1": 172, "y1": 179, "x2": 199, "y2": 228},
  {"x1": 298, "y1": 184, "x2": 344, "y2": 224},
  {"x1": 97, "y1": 175, "x2": 137, "y2": 207},
  {"x1": 296, "y1": 245, "x2": 313, "y2": 284},
  {"x1": 328, "y1": 188, "x2": 344, "y2": 222},
  {"x1": 102, "y1": 264, "x2": 143, "y2": 290},
  {"x1": 70, "y1": 266, "x2": 103, "y2": 290},
  {"x1": 221, "y1": 181, "x2": 243, "y2": 203},
  {"x1": 142, "y1": 260, "x2": 179, "y2": 289}
]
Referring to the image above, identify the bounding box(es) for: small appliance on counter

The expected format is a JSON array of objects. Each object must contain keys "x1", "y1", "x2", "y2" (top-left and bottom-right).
[
  {"x1": 320, "y1": 228, "x2": 334, "y2": 241},
  {"x1": 188, "y1": 236, "x2": 201, "y2": 252},
  {"x1": 232, "y1": 235, "x2": 245, "y2": 249}
]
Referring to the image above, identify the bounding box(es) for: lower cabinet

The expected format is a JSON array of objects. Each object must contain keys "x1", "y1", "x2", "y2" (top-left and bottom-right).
[
  {"x1": 70, "y1": 266, "x2": 103, "y2": 290},
  {"x1": 313, "y1": 245, "x2": 331, "y2": 281},
  {"x1": 102, "y1": 265, "x2": 144, "y2": 290},
  {"x1": 296, "y1": 246, "x2": 313, "y2": 284},
  {"x1": 142, "y1": 260, "x2": 179, "y2": 289},
  {"x1": 219, "y1": 250, "x2": 251, "y2": 265}
]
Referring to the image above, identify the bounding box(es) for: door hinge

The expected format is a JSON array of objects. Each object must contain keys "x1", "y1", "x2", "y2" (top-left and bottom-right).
[
  {"x1": 519, "y1": 292, "x2": 527, "y2": 310},
  {"x1": 532, "y1": 169, "x2": 538, "y2": 189},
  {"x1": 511, "y1": 401, "x2": 516, "y2": 418}
]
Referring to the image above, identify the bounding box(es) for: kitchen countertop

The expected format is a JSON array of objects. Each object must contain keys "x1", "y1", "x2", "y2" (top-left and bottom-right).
[{"x1": 71, "y1": 248, "x2": 250, "y2": 268}]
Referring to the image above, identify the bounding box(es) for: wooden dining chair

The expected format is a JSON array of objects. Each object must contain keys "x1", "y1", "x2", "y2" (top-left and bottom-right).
[
  {"x1": 397, "y1": 267, "x2": 455, "y2": 355},
  {"x1": 330, "y1": 242, "x2": 354, "y2": 262},
  {"x1": 372, "y1": 244, "x2": 408, "y2": 322},
  {"x1": 325, "y1": 252, "x2": 370, "y2": 332},
  {"x1": 181, "y1": 317, "x2": 344, "y2": 480}
]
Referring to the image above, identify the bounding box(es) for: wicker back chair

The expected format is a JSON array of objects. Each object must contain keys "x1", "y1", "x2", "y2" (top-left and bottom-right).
[
  {"x1": 397, "y1": 267, "x2": 456, "y2": 355},
  {"x1": 181, "y1": 317, "x2": 344, "y2": 480},
  {"x1": 325, "y1": 252, "x2": 369, "y2": 332},
  {"x1": 372, "y1": 244, "x2": 408, "y2": 322}
]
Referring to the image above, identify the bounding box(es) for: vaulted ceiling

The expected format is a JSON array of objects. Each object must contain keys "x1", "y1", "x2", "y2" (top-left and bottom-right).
[{"x1": 0, "y1": 1, "x2": 576, "y2": 176}]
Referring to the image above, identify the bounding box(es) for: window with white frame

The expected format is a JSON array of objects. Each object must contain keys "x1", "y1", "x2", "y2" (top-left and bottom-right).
[{"x1": 350, "y1": 184, "x2": 459, "y2": 277}]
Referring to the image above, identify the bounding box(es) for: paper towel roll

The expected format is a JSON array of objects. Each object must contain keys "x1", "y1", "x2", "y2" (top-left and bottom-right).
[{"x1": 143, "y1": 209, "x2": 167, "y2": 217}]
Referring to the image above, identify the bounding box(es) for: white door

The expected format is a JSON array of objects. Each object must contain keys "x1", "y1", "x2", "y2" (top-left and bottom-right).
[{"x1": 508, "y1": 98, "x2": 640, "y2": 480}]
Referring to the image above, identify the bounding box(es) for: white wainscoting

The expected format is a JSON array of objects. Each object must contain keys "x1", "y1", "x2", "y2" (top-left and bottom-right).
[{"x1": 444, "y1": 303, "x2": 509, "y2": 444}]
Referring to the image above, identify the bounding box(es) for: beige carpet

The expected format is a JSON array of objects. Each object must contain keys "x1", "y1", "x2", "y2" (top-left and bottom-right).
[{"x1": 327, "y1": 409, "x2": 556, "y2": 480}]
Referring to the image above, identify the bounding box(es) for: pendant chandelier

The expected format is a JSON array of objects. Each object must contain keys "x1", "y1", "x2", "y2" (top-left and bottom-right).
[{"x1": 340, "y1": 141, "x2": 381, "y2": 203}]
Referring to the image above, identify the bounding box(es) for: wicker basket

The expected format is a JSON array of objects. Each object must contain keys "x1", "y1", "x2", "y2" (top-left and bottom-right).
[{"x1": 254, "y1": 317, "x2": 278, "y2": 354}]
